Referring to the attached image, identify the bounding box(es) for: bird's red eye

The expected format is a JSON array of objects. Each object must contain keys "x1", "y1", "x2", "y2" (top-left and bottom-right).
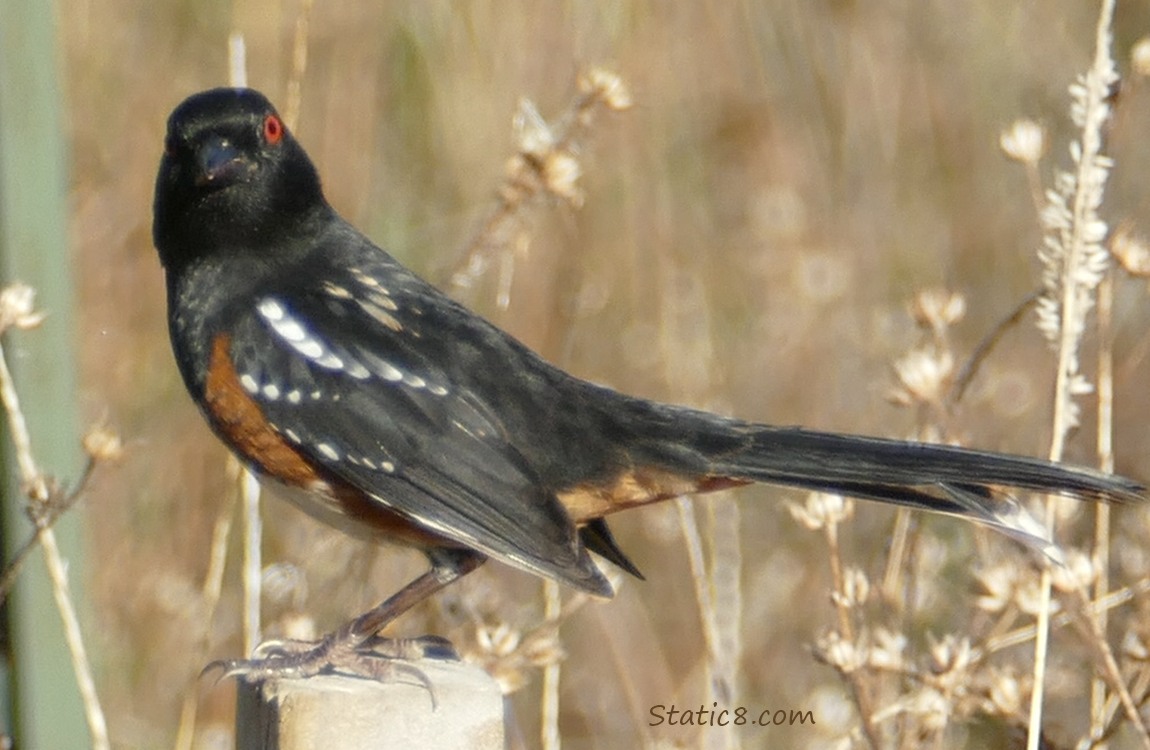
[{"x1": 263, "y1": 114, "x2": 284, "y2": 145}]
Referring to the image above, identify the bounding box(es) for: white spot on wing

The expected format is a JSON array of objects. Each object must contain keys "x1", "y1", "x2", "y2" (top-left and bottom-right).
[
  {"x1": 297, "y1": 339, "x2": 323, "y2": 359},
  {"x1": 323, "y1": 282, "x2": 353, "y2": 299},
  {"x1": 359, "y1": 350, "x2": 404, "y2": 381},
  {"x1": 367, "y1": 291, "x2": 398, "y2": 312},
  {"x1": 262, "y1": 384, "x2": 281, "y2": 400},
  {"x1": 258, "y1": 297, "x2": 353, "y2": 373},
  {"x1": 350, "y1": 267, "x2": 384, "y2": 290},
  {"x1": 316, "y1": 442, "x2": 340, "y2": 461},
  {"x1": 287, "y1": 389, "x2": 302, "y2": 404},
  {"x1": 429, "y1": 384, "x2": 448, "y2": 396},
  {"x1": 275, "y1": 319, "x2": 309, "y2": 343},
  {"x1": 313, "y1": 351, "x2": 344, "y2": 370},
  {"x1": 358, "y1": 301, "x2": 403, "y2": 331},
  {"x1": 344, "y1": 359, "x2": 370, "y2": 380},
  {"x1": 257, "y1": 298, "x2": 285, "y2": 321},
  {"x1": 381, "y1": 461, "x2": 395, "y2": 473},
  {"x1": 240, "y1": 374, "x2": 259, "y2": 394}
]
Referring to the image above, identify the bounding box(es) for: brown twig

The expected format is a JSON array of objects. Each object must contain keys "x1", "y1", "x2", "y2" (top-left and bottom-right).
[
  {"x1": 947, "y1": 289, "x2": 1041, "y2": 406},
  {"x1": 0, "y1": 456, "x2": 96, "y2": 603}
]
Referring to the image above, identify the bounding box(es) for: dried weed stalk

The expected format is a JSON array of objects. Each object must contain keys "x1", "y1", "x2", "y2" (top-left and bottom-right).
[
  {"x1": 449, "y1": 67, "x2": 632, "y2": 309},
  {"x1": 1024, "y1": 1, "x2": 1132, "y2": 747},
  {"x1": 0, "y1": 283, "x2": 115, "y2": 750},
  {"x1": 790, "y1": 272, "x2": 1150, "y2": 748}
]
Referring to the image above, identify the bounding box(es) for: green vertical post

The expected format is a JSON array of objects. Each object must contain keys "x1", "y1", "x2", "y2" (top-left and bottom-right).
[{"x1": 0, "y1": 0, "x2": 86, "y2": 747}]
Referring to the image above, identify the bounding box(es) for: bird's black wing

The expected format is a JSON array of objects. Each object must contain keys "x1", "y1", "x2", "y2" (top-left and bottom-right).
[{"x1": 224, "y1": 235, "x2": 613, "y2": 596}]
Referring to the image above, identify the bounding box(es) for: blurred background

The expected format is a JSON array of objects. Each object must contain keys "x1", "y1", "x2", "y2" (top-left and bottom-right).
[{"x1": 15, "y1": 0, "x2": 1150, "y2": 747}]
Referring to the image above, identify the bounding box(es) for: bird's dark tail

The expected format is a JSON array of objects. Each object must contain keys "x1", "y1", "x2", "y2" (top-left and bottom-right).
[{"x1": 622, "y1": 400, "x2": 1144, "y2": 560}]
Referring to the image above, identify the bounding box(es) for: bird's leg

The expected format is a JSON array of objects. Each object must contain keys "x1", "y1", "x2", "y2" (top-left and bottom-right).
[{"x1": 208, "y1": 548, "x2": 486, "y2": 684}]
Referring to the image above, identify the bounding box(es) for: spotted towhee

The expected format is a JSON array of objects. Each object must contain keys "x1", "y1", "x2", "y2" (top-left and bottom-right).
[{"x1": 153, "y1": 88, "x2": 1142, "y2": 679}]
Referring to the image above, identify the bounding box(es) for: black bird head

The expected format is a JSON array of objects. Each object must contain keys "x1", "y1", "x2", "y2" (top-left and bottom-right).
[{"x1": 153, "y1": 88, "x2": 327, "y2": 270}]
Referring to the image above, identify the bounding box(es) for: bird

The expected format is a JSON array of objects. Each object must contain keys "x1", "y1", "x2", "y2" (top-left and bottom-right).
[{"x1": 153, "y1": 87, "x2": 1143, "y2": 679}]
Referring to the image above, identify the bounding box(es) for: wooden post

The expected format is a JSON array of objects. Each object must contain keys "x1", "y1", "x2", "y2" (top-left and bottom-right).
[{"x1": 236, "y1": 660, "x2": 505, "y2": 750}]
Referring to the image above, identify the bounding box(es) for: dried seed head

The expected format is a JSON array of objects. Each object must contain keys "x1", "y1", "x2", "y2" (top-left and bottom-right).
[
  {"x1": 1133, "y1": 37, "x2": 1150, "y2": 77},
  {"x1": 461, "y1": 619, "x2": 561, "y2": 695},
  {"x1": 0, "y1": 283, "x2": 45, "y2": 332},
  {"x1": 986, "y1": 669, "x2": 1024, "y2": 717},
  {"x1": 1050, "y1": 549, "x2": 1095, "y2": 592},
  {"x1": 1122, "y1": 630, "x2": 1150, "y2": 661},
  {"x1": 999, "y1": 119, "x2": 1047, "y2": 164},
  {"x1": 82, "y1": 424, "x2": 123, "y2": 462},
  {"x1": 475, "y1": 622, "x2": 521, "y2": 657},
  {"x1": 910, "y1": 288, "x2": 966, "y2": 332},
  {"x1": 817, "y1": 631, "x2": 863, "y2": 673},
  {"x1": 910, "y1": 688, "x2": 951, "y2": 732},
  {"x1": 929, "y1": 634, "x2": 972, "y2": 677},
  {"x1": 542, "y1": 150, "x2": 583, "y2": 206},
  {"x1": 889, "y1": 347, "x2": 954, "y2": 406},
  {"x1": 974, "y1": 564, "x2": 1017, "y2": 613},
  {"x1": 1110, "y1": 225, "x2": 1150, "y2": 277},
  {"x1": 788, "y1": 492, "x2": 853, "y2": 530},
  {"x1": 579, "y1": 67, "x2": 633, "y2": 111},
  {"x1": 867, "y1": 628, "x2": 908, "y2": 671},
  {"x1": 837, "y1": 567, "x2": 870, "y2": 608}
]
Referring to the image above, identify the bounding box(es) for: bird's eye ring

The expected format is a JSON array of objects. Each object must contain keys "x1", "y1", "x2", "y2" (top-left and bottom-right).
[{"x1": 263, "y1": 114, "x2": 284, "y2": 145}]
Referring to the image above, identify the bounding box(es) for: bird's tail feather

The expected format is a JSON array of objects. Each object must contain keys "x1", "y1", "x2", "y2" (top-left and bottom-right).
[
  {"x1": 628, "y1": 404, "x2": 1143, "y2": 561},
  {"x1": 705, "y1": 424, "x2": 1141, "y2": 502}
]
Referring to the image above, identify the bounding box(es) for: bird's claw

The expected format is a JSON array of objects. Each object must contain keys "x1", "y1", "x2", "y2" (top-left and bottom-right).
[{"x1": 201, "y1": 633, "x2": 456, "y2": 708}]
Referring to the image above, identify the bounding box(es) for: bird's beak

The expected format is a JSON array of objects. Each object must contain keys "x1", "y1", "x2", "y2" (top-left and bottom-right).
[{"x1": 195, "y1": 137, "x2": 253, "y2": 187}]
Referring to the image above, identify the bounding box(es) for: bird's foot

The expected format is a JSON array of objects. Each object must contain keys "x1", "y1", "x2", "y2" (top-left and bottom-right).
[{"x1": 203, "y1": 633, "x2": 459, "y2": 693}]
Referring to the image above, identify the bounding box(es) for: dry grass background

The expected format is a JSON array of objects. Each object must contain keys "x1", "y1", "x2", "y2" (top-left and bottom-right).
[{"x1": 49, "y1": 1, "x2": 1150, "y2": 747}]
